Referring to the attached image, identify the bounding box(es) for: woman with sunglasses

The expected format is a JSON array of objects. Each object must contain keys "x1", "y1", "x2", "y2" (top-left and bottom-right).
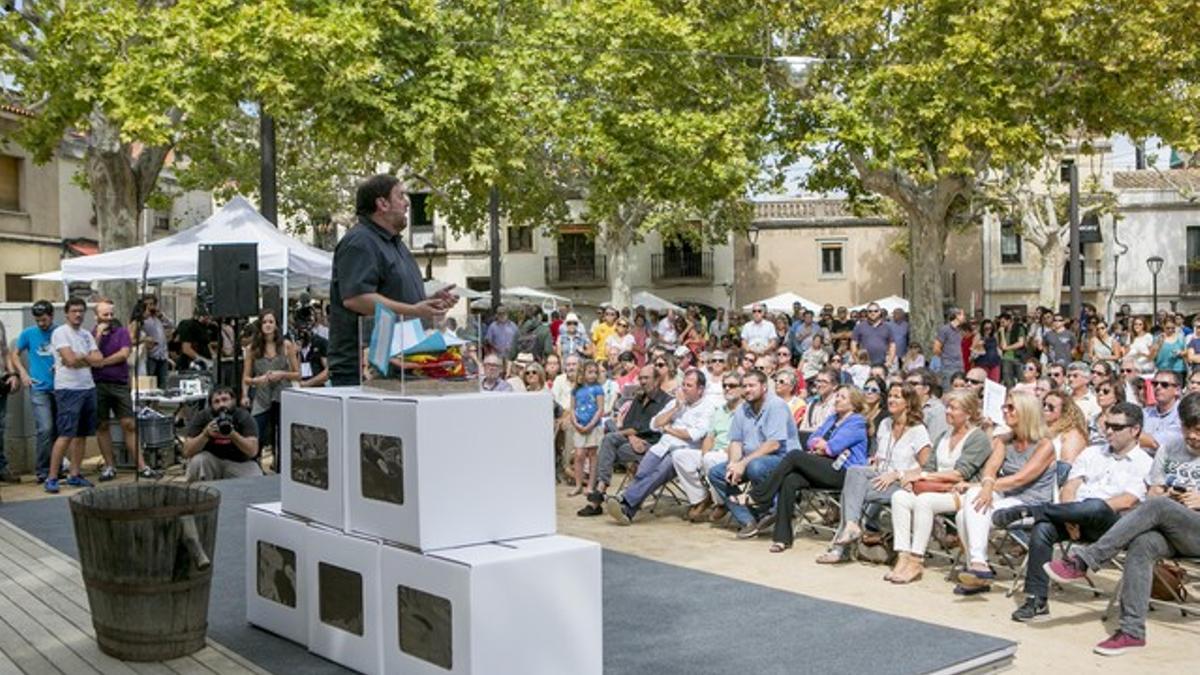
[
  {"x1": 604, "y1": 318, "x2": 636, "y2": 368},
  {"x1": 773, "y1": 369, "x2": 806, "y2": 426},
  {"x1": 1126, "y1": 316, "x2": 1155, "y2": 375},
  {"x1": 860, "y1": 376, "x2": 888, "y2": 446},
  {"x1": 1087, "y1": 320, "x2": 1122, "y2": 365},
  {"x1": 744, "y1": 385, "x2": 868, "y2": 553},
  {"x1": 1012, "y1": 358, "x2": 1041, "y2": 396},
  {"x1": 1089, "y1": 376, "x2": 1127, "y2": 444},
  {"x1": 818, "y1": 383, "x2": 930, "y2": 567},
  {"x1": 654, "y1": 353, "x2": 679, "y2": 395},
  {"x1": 955, "y1": 391, "x2": 1056, "y2": 594}
]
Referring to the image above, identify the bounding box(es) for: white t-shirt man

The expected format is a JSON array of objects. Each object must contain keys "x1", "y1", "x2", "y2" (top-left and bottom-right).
[
  {"x1": 740, "y1": 319, "x2": 776, "y2": 353},
  {"x1": 51, "y1": 324, "x2": 98, "y2": 390}
]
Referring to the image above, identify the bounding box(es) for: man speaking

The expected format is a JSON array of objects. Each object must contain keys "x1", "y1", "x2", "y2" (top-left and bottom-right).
[{"x1": 329, "y1": 174, "x2": 459, "y2": 386}]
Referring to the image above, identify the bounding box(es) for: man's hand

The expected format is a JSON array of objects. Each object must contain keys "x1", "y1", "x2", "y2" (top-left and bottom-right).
[
  {"x1": 726, "y1": 460, "x2": 746, "y2": 484},
  {"x1": 1176, "y1": 489, "x2": 1200, "y2": 510},
  {"x1": 205, "y1": 420, "x2": 224, "y2": 439},
  {"x1": 412, "y1": 298, "x2": 449, "y2": 322},
  {"x1": 432, "y1": 284, "x2": 460, "y2": 306},
  {"x1": 629, "y1": 436, "x2": 648, "y2": 454},
  {"x1": 19, "y1": 372, "x2": 33, "y2": 389}
]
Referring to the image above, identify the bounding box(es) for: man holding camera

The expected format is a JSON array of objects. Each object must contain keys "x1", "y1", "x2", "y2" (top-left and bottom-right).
[{"x1": 182, "y1": 386, "x2": 261, "y2": 482}]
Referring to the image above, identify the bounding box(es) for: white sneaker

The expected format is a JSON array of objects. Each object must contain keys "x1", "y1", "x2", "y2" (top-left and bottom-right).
[{"x1": 99, "y1": 467, "x2": 117, "y2": 482}]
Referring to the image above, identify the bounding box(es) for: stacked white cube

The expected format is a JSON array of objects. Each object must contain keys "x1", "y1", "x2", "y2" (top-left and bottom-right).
[{"x1": 246, "y1": 386, "x2": 601, "y2": 675}]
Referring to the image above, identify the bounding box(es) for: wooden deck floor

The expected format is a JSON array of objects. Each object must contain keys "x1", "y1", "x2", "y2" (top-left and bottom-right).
[{"x1": 0, "y1": 517, "x2": 268, "y2": 675}]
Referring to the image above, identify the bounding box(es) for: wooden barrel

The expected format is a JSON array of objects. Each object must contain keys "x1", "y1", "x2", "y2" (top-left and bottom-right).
[{"x1": 69, "y1": 483, "x2": 221, "y2": 661}]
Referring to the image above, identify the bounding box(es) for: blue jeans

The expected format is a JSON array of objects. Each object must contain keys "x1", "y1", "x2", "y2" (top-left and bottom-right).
[
  {"x1": 30, "y1": 389, "x2": 56, "y2": 477},
  {"x1": 708, "y1": 454, "x2": 784, "y2": 527},
  {"x1": 621, "y1": 450, "x2": 676, "y2": 512}
]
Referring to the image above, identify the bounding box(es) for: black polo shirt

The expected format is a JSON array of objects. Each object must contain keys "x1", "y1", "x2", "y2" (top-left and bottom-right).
[
  {"x1": 329, "y1": 216, "x2": 427, "y2": 380},
  {"x1": 621, "y1": 389, "x2": 671, "y2": 444}
]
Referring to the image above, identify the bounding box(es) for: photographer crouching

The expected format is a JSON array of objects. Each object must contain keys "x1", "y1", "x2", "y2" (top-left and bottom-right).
[{"x1": 182, "y1": 386, "x2": 261, "y2": 482}]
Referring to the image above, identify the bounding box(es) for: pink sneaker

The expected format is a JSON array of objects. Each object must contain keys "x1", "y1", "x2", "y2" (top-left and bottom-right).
[
  {"x1": 1094, "y1": 632, "x2": 1145, "y2": 656},
  {"x1": 1044, "y1": 555, "x2": 1088, "y2": 584}
]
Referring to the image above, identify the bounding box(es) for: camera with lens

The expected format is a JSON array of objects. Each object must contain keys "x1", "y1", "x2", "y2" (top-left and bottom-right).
[{"x1": 215, "y1": 409, "x2": 235, "y2": 436}]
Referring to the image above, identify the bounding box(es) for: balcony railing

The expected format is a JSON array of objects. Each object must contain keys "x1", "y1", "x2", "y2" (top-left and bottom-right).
[
  {"x1": 651, "y1": 252, "x2": 713, "y2": 283},
  {"x1": 543, "y1": 255, "x2": 608, "y2": 287},
  {"x1": 1061, "y1": 267, "x2": 1103, "y2": 288},
  {"x1": 1181, "y1": 264, "x2": 1200, "y2": 297}
]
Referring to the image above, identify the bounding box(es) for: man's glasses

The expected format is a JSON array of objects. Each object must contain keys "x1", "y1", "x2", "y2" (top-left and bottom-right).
[
  {"x1": 708, "y1": 359, "x2": 724, "y2": 365},
  {"x1": 1104, "y1": 422, "x2": 1134, "y2": 433},
  {"x1": 1153, "y1": 380, "x2": 1177, "y2": 389},
  {"x1": 752, "y1": 309, "x2": 764, "y2": 314},
  {"x1": 722, "y1": 381, "x2": 741, "y2": 388},
  {"x1": 1121, "y1": 368, "x2": 1136, "y2": 374},
  {"x1": 966, "y1": 378, "x2": 985, "y2": 386}
]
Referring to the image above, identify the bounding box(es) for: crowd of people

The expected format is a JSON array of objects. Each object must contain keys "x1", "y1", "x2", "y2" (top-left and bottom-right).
[
  {"x1": 0, "y1": 294, "x2": 333, "y2": 490},
  {"x1": 468, "y1": 299, "x2": 1200, "y2": 658}
]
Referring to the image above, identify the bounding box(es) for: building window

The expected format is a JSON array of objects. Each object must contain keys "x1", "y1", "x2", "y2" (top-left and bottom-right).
[
  {"x1": 507, "y1": 226, "x2": 533, "y2": 252},
  {"x1": 1000, "y1": 220, "x2": 1022, "y2": 264},
  {"x1": 466, "y1": 276, "x2": 491, "y2": 293},
  {"x1": 820, "y1": 243, "x2": 844, "y2": 276},
  {"x1": 154, "y1": 214, "x2": 171, "y2": 231},
  {"x1": 409, "y1": 193, "x2": 433, "y2": 232},
  {"x1": 5, "y1": 273, "x2": 32, "y2": 303},
  {"x1": 0, "y1": 155, "x2": 20, "y2": 211}
]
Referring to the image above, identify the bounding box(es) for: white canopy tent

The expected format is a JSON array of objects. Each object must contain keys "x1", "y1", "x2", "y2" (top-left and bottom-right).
[
  {"x1": 631, "y1": 291, "x2": 683, "y2": 313},
  {"x1": 850, "y1": 295, "x2": 910, "y2": 314},
  {"x1": 744, "y1": 292, "x2": 822, "y2": 314},
  {"x1": 26, "y1": 196, "x2": 332, "y2": 291}
]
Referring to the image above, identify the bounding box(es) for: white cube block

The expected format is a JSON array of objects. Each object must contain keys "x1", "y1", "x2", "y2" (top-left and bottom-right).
[
  {"x1": 345, "y1": 391, "x2": 556, "y2": 551},
  {"x1": 245, "y1": 502, "x2": 309, "y2": 645},
  {"x1": 380, "y1": 535, "x2": 602, "y2": 675},
  {"x1": 306, "y1": 525, "x2": 382, "y2": 675},
  {"x1": 280, "y1": 387, "x2": 358, "y2": 528}
]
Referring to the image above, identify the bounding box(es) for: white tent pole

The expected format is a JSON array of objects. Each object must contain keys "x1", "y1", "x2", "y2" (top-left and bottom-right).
[{"x1": 281, "y1": 250, "x2": 289, "y2": 332}]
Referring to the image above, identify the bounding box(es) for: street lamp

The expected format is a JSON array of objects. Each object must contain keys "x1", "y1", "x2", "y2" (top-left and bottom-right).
[
  {"x1": 423, "y1": 241, "x2": 438, "y2": 281},
  {"x1": 1147, "y1": 255, "x2": 1164, "y2": 325},
  {"x1": 747, "y1": 224, "x2": 760, "y2": 259}
]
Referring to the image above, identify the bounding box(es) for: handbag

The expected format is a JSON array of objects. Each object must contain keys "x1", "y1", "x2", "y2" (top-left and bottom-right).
[
  {"x1": 1151, "y1": 561, "x2": 1189, "y2": 602},
  {"x1": 911, "y1": 480, "x2": 955, "y2": 494}
]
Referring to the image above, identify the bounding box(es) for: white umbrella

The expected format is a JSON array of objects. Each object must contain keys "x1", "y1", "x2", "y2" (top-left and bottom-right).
[
  {"x1": 424, "y1": 279, "x2": 486, "y2": 300},
  {"x1": 850, "y1": 295, "x2": 910, "y2": 313},
  {"x1": 501, "y1": 286, "x2": 571, "y2": 303},
  {"x1": 744, "y1": 292, "x2": 822, "y2": 314},
  {"x1": 631, "y1": 291, "x2": 684, "y2": 313}
]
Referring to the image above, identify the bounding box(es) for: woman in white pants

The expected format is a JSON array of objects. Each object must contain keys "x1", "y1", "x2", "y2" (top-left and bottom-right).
[
  {"x1": 890, "y1": 390, "x2": 992, "y2": 583},
  {"x1": 954, "y1": 391, "x2": 1056, "y2": 593}
]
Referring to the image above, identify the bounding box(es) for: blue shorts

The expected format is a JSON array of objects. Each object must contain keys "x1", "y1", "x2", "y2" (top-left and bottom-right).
[{"x1": 55, "y1": 388, "x2": 98, "y2": 438}]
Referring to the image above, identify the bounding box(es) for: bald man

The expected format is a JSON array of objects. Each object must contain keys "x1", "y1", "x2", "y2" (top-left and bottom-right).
[{"x1": 92, "y1": 299, "x2": 160, "y2": 481}]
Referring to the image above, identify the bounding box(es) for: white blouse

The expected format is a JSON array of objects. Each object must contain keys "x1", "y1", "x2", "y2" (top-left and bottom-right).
[{"x1": 874, "y1": 419, "x2": 932, "y2": 472}]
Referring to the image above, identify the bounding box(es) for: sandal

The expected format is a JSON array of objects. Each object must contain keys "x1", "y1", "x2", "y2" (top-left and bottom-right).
[
  {"x1": 815, "y1": 546, "x2": 849, "y2": 564},
  {"x1": 568, "y1": 486, "x2": 585, "y2": 497},
  {"x1": 769, "y1": 542, "x2": 791, "y2": 554},
  {"x1": 833, "y1": 523, "x2": 863, "y2": 547}
]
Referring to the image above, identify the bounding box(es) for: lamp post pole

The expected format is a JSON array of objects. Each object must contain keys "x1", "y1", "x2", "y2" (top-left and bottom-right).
[{"x1": 1147, "y1": 256, "x2": 1164, "y2": 326}]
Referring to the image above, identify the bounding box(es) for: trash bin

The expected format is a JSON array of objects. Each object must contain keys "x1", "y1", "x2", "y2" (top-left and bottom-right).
[{"x1": 69, "y1": 483, "x2": 220, "y2": 661}]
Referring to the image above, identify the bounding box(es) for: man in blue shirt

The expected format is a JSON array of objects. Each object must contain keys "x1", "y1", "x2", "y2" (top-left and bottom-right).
[
  {"x1": 9, "y1": 300, "x2": 59, "y2": 482},
  {"x1": 707, "y1": 370, "x2": 801, "y2": 538}
]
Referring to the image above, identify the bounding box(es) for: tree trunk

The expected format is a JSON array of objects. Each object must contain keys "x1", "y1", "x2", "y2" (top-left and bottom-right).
[
  {"x1": 1036, "y1": 243, "x2": 1066, "y2": 311},
  {"x1": 907, "y1": 210, "x2": 949, "y2": 351},
  {"x1": 604, "y1": 204, "x2": 647, "y2": 310},
  {"x1": 84, "y1": 113, "x2": 168, "y2": 320}
]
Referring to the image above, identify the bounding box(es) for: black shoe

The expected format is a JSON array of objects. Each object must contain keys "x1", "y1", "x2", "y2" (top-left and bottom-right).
[
  {"x1": 736, "y1": 520, "x2": 760, "y2": 539},
  {"x1": 756, "y1": 511, "x2": 777, "y2": 532},
  {"x1": 586, "y1": 490, "x2": 605, "y2": 505},
  {"x1": 576, "y1": 504, "x2": 603, "y2": 517},
  {"x1": 1011, "y1": 596, "x2": 1049, "y2": 622},
  {"x1": 992, "y1": 505, "x2": 1032, "y2": 529}
]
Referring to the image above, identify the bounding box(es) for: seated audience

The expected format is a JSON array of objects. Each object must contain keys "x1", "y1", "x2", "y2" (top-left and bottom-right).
[
  {"x1": 674, "y1": 372, "x2": 743, "y2": 522},
  {"x1": 744, "y1": 385, "x2": 867, "y2": 550},
  {"x1": 1042, "y1": 391, "x2": 1089, "y2": 465},
  {"x1": 818, "y1": 383, "x2": 930, "y2": 566},
  {"x1": 607, "y1": 370, "x2": 713, "y2": 524},
  {"x1": 1044, "y1": 393, "x2": 1200, "y2": 656},
  {"x1": 992, "y1": 402, "x2": 1153, "y2": 622},
  {"x1": 955, "y1": 391, "x2": 1056, "y2": 594}
]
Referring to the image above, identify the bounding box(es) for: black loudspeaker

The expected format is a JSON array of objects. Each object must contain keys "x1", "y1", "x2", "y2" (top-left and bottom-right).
[
  {"x1": 261, "y1": 285, "x2": 282, "y2": 324},
  {"x1": 197, "y1": 243, "x2": 259, "y2": 318}
]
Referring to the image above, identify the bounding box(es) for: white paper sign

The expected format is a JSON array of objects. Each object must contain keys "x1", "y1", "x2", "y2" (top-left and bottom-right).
[
  {"x1": 300, "y1": 362, "x2": 313, "y2": 379},
  {"x1": 983, "y1": 379, "x2": 1007, "y2": 426}
]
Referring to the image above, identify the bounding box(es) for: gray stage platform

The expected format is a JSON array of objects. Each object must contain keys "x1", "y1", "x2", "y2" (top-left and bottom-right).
[{"x1": 0, "y1": 476, "x2": 1016, "y2": 674}]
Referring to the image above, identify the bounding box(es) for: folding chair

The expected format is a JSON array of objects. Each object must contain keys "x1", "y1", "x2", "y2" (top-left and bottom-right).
[
  {"x1": 1103, "y1": 556, "x2": 1200, "y2": 621},
  {"x1": 796, "y1": 489, "x2": 842, "y2": 538}
]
